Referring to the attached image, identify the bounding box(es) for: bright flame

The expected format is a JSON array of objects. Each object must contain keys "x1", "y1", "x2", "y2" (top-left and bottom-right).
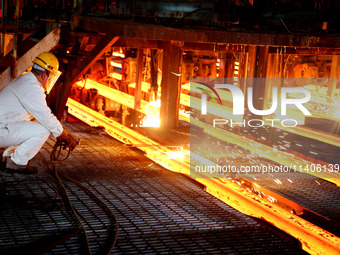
[
  {"x1": 141, "y1": 116, "x2": 160, "y2": 127},
  {"x1": 167, "y1": 147, "x2": 185, "y2": 160},
  {"x1": 140, "y1": 100, "x2": 161, "y2": 127}
]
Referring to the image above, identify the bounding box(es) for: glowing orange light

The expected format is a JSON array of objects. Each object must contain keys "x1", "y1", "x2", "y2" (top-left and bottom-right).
[
  {"x1": 74, "y1": 79, "x2": 159, "y2": 117},
  {"x1": 73, "y1": 79, "x2": 340, "y2": 186},
  {"x1": 128, "y1": 81, "x2": 153, "y2": 93},
  {"x1": 167, "y1": 147, "x2": 185, "y2": 160},
  {"x1": 66, "y1": 98, "x2": 189, "y2": 175},
  {"x1": 112, "y1": 52, "x2": 125, "y2": 58},
  {"x1": 190, "y1": 153, "x2": 340, "y2": 255},
  {"x1": 67, "y1": 98, "x2": 340, "y2": 255},
  {"x1": 140, "y1": 100, "x2": 161, "y2": 127},
  {"x1": 110, "y1": 72, "x2": 122, "y2": 80},
  {"x1": 110, "y1": 61, "x2": 122, "y2": 68}
]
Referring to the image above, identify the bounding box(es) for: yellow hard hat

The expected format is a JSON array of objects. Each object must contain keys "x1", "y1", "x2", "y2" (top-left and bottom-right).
[
  {"x1": 33, "y1": 52, "x2": 59, "y2": 74},
  {"x1": 33, "y1": 52, "x2": 62, "y2": 94}
]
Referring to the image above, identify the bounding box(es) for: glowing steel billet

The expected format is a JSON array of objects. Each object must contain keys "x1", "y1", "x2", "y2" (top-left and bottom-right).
[
  {"x1": 110, "y1": 61, "x2": 122, "y2": 68},
  {"x1": 75, "y1": 80, "x2": 159, "y2": 117},
  {"x1": 67, "y1": 98, "x2": 189, "y2": 175},
  {"x1": 273, "y1": 123, "x2": 340, "y2": 148},
  {"x1": 128, "y1": 81, "x2": 154, "y2": 93},
  {"x1": 76, "y1": 79, "x2": 239, "y2": 122},
  {"x1": 68, "y1": 99, "x2": 340, "y2": 255},
  {"x1": 75, "y1": 79, "x2": 340, "y2": 184},
  {"x1": 112, "y1": 52, "x2": 125, "y2": 58},
  {"x1": 110, "y1": 72, "x2": 122, "y2": 80},
  {"x1": 180, "y1": 114, "x2": 340, "y2": 186},
  {"x1": 200, "y1": 176, "x2": 340, "y2": 255},
  {"x1": 190, "y1": 152, "x2": 340, "y2": 255}
]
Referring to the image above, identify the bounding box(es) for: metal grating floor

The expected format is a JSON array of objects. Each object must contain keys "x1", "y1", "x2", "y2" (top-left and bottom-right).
[
  {"x1": 1, "y1": 122, "x2": 306, "y2": 254},
  {"x1": 80, "y1": 177, "x2": 305, "y2": 255},
  {"x1": 0, "y1": 172, "x2": 83, "y2": 254}
]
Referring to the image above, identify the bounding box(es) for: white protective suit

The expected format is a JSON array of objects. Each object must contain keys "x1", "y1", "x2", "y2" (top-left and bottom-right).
[{"x1": 0, "y1": 72, "x2": 63, "y2": 165}]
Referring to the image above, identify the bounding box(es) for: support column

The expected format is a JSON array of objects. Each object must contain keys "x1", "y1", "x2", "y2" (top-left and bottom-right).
[
  {"x1": 243, "y1": 46, "x2": 257, "y2": 122},
  {"x1": 134, "y1": 48, "x2": 143, "y2": 110},
  {"x1": 243, "y1": 46, "x2": 269, "y2": 122},
  {"x1": 54, "y1": 35, "x2": 119, "y2": 119},
  {"x1": 160, "y1": 41, "x2": 183, "y2": 129},
  {"x1": 150, "y1": 49, "x2": 159, "y2": 101},
  {"x1": 252, "y1": 46, "x2": 269, "y2": 112},
  {"x1": 328, "y1": 55, "x2": 340, "y2": 98}
]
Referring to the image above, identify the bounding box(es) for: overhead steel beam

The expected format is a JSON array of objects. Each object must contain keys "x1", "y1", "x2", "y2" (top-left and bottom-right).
[
  {"x1": 73, "y1": 16, "x2": 340, "y2": 49},
  {"x1": 0, "y1": 26, "x2": 61, "y2": 91},
  {"x1": 115, "y1": 37, "x2": 159, "y2": 49},
  {"x1": 184, "y1": 42, "x2": 248, "y2": 52},
  {"x1": 268, "y1": 47, "x2": 340, "y2": 55},
  {"x1": 54, "y1": 35, "x2": 119, "y2": 119}
]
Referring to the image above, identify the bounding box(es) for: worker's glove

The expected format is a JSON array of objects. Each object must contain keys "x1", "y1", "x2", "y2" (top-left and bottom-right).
[{"x1": 58, "y1": 128, "x2": 77, "y2": 150}]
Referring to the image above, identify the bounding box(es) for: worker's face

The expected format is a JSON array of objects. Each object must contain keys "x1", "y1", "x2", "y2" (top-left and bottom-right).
[
  {"x1": 41, "y1": 70, "x2": 61, "y2": 94},
  {"x1": 40, "y1": 72, "x2": 49, "y2": 90}
]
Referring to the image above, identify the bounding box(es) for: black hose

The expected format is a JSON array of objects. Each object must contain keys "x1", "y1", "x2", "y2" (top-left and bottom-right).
[{"x1": 50, "y1": 141, "x2": 119, "y2": 254}]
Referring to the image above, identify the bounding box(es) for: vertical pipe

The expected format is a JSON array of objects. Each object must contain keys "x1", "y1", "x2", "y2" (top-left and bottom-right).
[
  {"x1": 134, "y1": 48, "x2": 143, "y2": 110},
  {"x1": 12, "y1": 0, "x2": 20, "y2": 78}
]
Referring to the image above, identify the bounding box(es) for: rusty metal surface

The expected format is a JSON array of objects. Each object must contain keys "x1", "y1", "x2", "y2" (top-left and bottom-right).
[{"x1": 72, "y1": 16, "x2": 340, "y2": 48}]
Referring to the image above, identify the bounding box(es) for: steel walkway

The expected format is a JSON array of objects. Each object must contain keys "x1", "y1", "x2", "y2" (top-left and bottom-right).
[{"x1": 0, "y1": 122, "x2": 306, "y2": 254}]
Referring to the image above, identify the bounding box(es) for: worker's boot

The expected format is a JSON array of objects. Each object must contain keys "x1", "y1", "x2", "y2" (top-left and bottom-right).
[
  {"x1": 1, "y1": 156, "x2": 7, "y2": 167},
  {"x1": 5, "y1": 158, "x2": 38, "y2": 174}
]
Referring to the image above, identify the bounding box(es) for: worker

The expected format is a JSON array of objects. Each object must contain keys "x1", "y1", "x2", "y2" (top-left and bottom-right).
[{"x1": 0, "y1": 52, "x2": 77, "y2": 173}]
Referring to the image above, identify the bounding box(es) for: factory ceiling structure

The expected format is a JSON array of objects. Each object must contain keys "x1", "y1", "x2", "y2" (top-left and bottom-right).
[{"x1": 1, "y1": 0, "x2": 340, "y2": 254}]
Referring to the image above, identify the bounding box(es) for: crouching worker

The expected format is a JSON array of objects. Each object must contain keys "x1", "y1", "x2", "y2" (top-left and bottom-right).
[{"x1": 0, "y1": 52, "x2": 77, "y2": 173}]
